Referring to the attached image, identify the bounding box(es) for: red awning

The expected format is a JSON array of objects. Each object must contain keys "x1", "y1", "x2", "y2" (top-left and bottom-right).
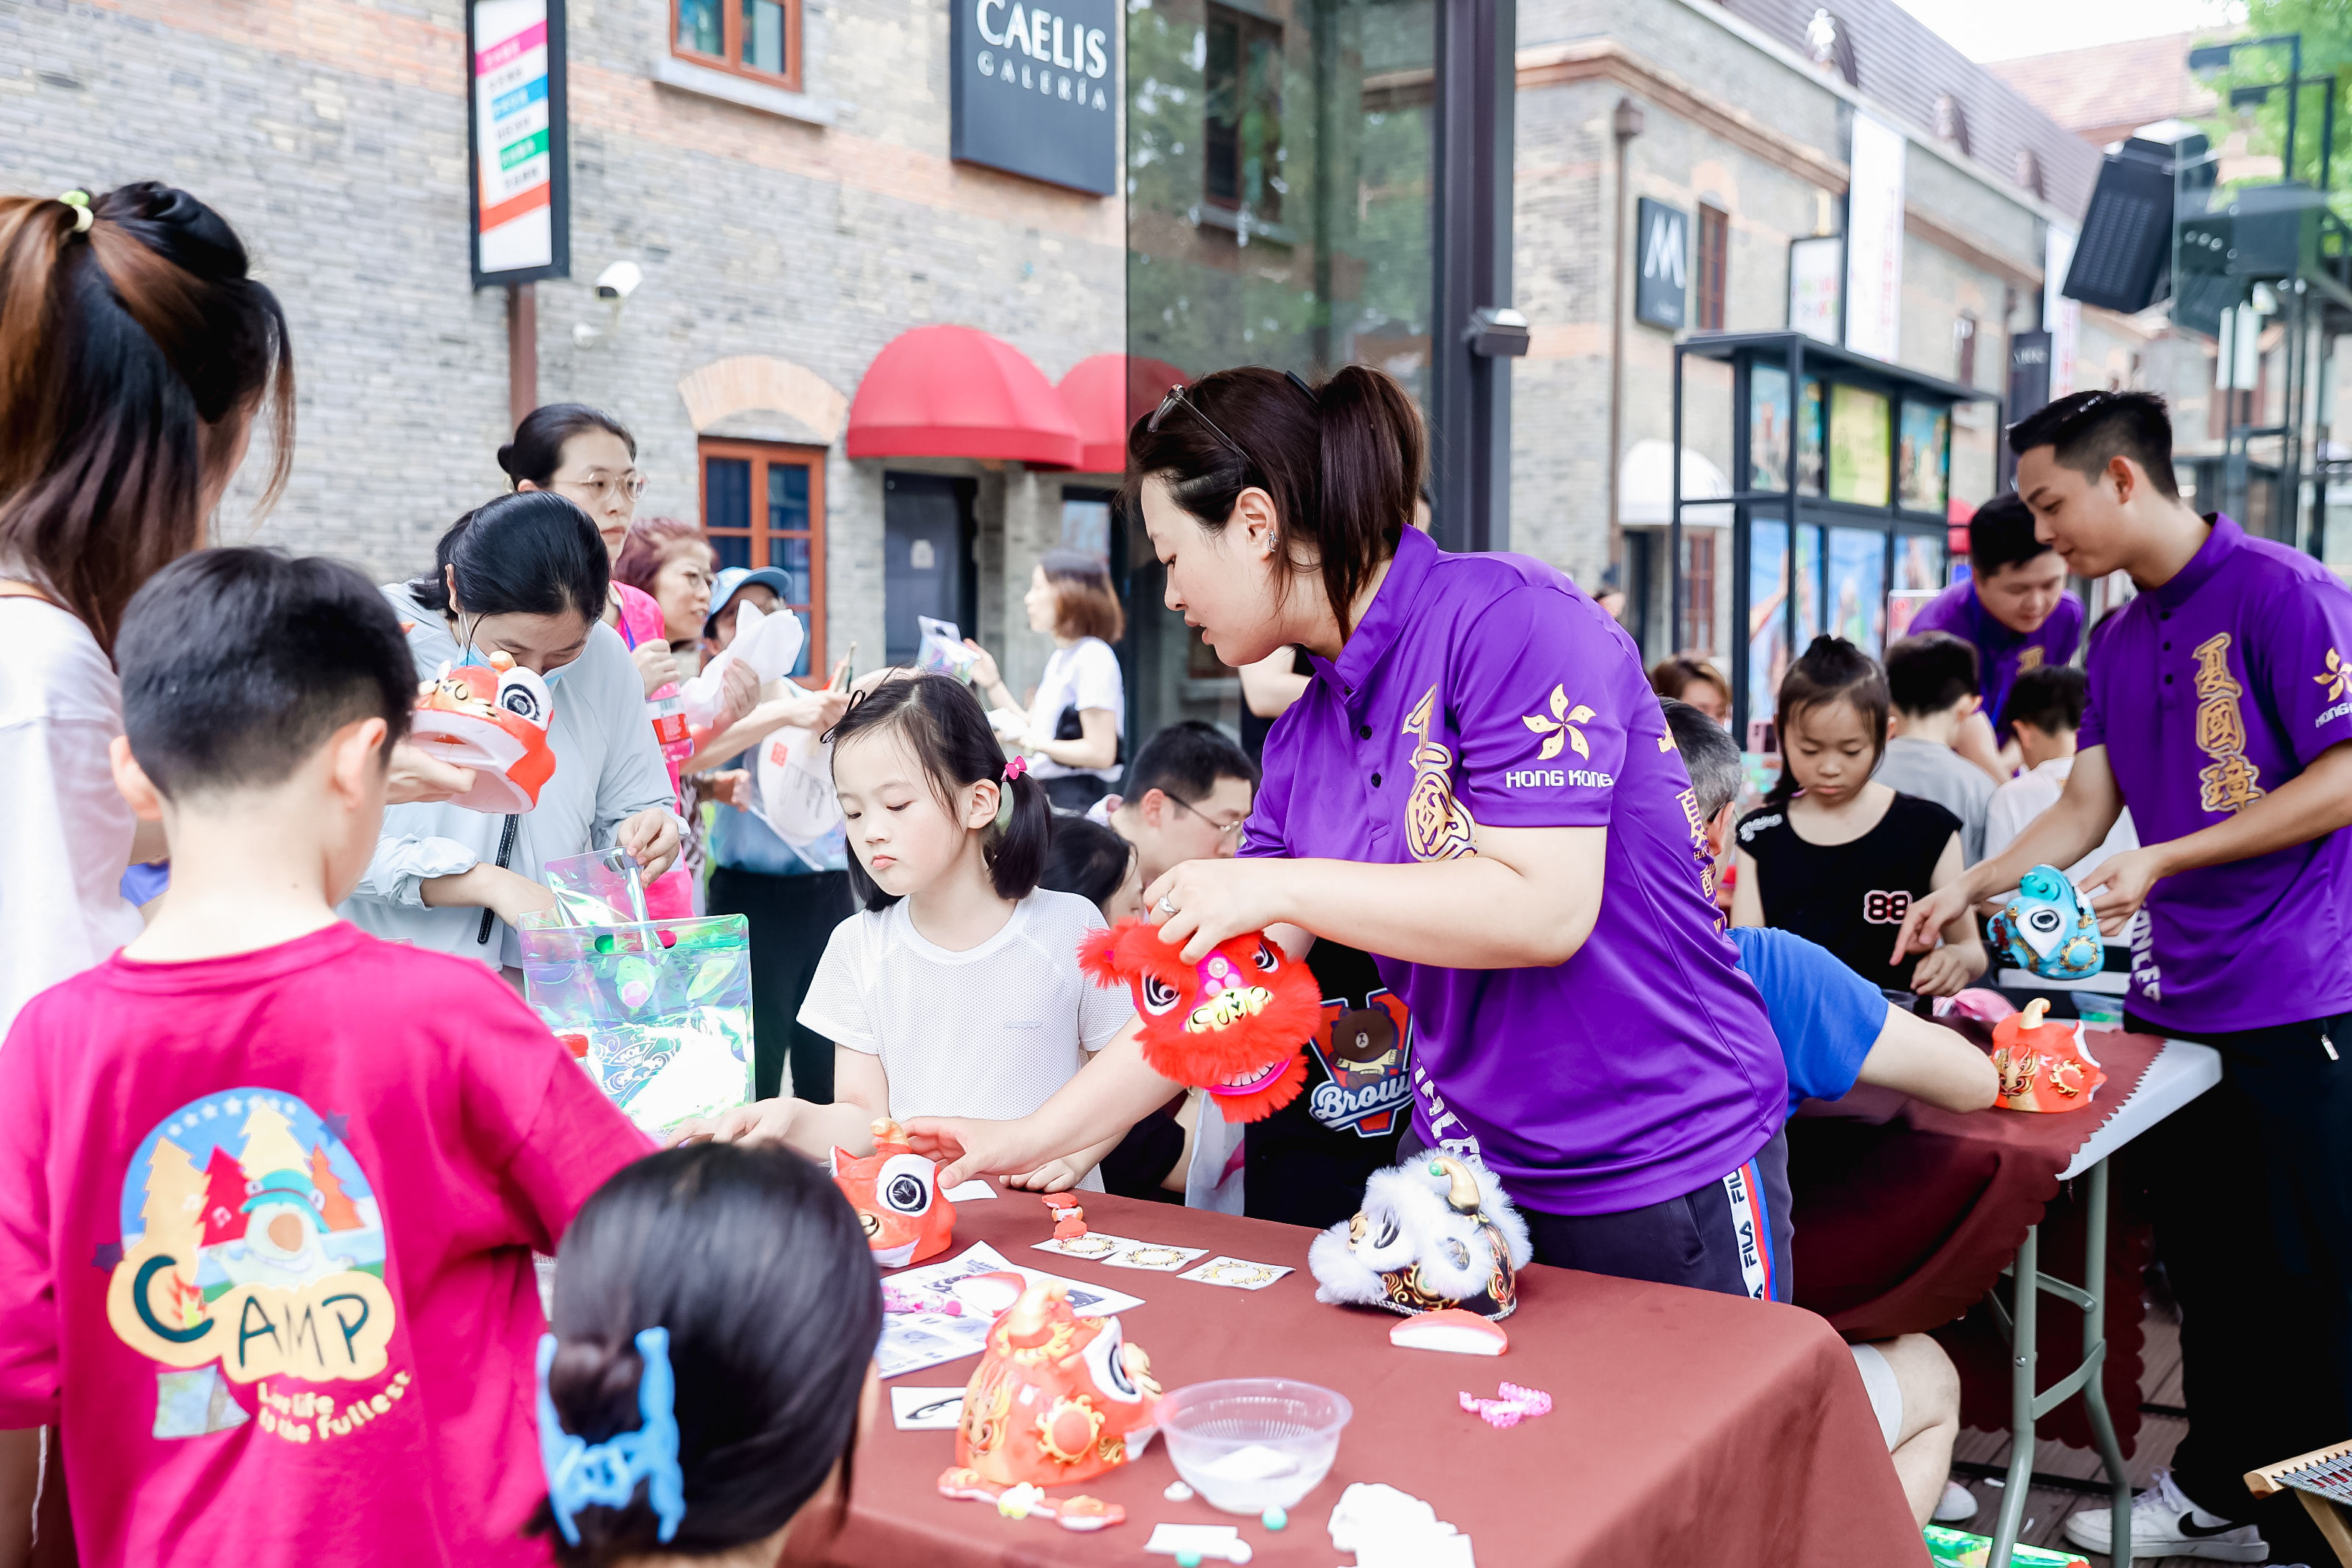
[
  {"x1": 1057, "y1": 354, "x2": 1192, "y2": 473},
  {"x1": 846, "y1": 326, "x2": 1082, "y2": 468}
]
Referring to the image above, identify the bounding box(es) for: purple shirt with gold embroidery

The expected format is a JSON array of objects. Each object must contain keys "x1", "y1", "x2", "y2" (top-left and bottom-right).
[
  {"x1": 2081, "y1": 514, "x2": 2352, "y2": 1034},
  {"x1": 1240, "y1": 527, "x2": 1786, "y2": 1216},
  {"x1": 1908, "y1": 576, "x2": 2084, "y2": 740}
]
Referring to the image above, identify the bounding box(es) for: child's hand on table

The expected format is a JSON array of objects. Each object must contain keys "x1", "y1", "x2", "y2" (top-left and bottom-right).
[
  {"x1": 905, "y1": 1115, "x2": 1053, "y2": 1189},
  {"x1": 1909, "y1": 945, "x2": 1979, "y2": 998},
  {"x1": 671, "y1": 1098, "x2": 799, "y2": 1148},
  {"x1": 1001, "y1": 1159, "x2": 1090, "y2": 1193}
]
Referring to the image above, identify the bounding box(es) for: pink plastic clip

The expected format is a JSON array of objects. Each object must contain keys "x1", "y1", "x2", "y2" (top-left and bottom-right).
[{"x1": 1459, "y1": 1381, "x2": 1554, "y2": 1430}]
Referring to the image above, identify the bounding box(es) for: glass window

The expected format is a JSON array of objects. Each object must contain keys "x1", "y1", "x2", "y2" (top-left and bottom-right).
[
  {"x1": 1203, "y1": 8, "x2": 1284, "y2": 223},
  {"x1": 699, "y1": 440, "x2": 825, "y2": 680},
  {"x1": 1695, "y1": 204, "x2": 1728, "y2": 332},
  {"x1": 677, "y1": 0, "x2": 723, "y2": 56},
  {"x1": 743, "y1": 0, "x2": 787, "y2": 76},
  {"x1": 1127, "y1": 0, "x2": 1436, "y2": 740},
  {"x1": 673, "y1": 0, "x2": 797, "y2": 88}
]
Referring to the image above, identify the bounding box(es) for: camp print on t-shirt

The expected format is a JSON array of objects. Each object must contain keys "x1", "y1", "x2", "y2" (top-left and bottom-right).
[{"x1": 104, "y1": 1088, "x2": 409, "y2": 1444}]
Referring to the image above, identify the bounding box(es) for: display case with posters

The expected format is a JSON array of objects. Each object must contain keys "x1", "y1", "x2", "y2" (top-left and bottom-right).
[{"x1": 1671, "y1": 332, "x2": 1995, "y2": 743}]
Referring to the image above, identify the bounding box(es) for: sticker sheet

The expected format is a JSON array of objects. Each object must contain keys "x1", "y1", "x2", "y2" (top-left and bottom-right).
[
  {"x1": 1030, "y1": 1234, "x2": 1208, "y2": 1271},
  {"x1": 1179, "y1": 1256, "x2": 1293, "y2": 1290}
]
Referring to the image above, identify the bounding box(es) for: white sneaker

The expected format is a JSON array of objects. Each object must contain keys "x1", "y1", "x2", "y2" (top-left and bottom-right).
[
  {"x1": 2058, "y1": 1469, "x2": 2267, "y2": 1562},
  {"x1": 1932, "y1": 1481, "x2": 1979, "y2": 1522}
]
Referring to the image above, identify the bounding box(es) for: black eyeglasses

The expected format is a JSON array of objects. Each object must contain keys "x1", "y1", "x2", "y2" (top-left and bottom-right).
[{"x1": 1147, "y1": 383, "x2": 1248, "y2": 459}]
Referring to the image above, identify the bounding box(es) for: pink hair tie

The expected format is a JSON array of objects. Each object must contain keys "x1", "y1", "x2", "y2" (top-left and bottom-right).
[{"x1": 1003, "y1": 756, "x2": 1029, "y2": 781}]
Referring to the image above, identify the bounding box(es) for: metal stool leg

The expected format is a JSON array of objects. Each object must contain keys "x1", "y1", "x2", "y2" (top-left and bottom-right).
[
  {"x1": 1991, "y1": 1225, "x2": 2038, "y2": 1567},
  {"x1": 2076, "y1": 1160, "x2": 2134, "y2": 1568}
]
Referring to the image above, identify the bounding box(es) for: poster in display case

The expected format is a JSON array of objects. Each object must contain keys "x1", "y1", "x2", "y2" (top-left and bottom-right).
[
  {"x1": 1898, "y1": 402, "x2": 1951, "y2": 513},
  {"x1": 1828, "y1": 384, "x2": 1891, "y2": 506}
]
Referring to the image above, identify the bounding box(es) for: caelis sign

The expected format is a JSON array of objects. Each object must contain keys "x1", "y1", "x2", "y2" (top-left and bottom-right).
[{"x1": 952, "y1": 0, "x2": 1117, "y2": 194}]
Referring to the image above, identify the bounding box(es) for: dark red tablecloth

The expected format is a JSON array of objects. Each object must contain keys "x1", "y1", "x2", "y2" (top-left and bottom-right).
[
  {"x1": 787, "y1": 1192, "x2": 1925, "y2": 1568},
  {"x1": 1788, "y1": 1028, "x2": 2165, "y2": 1455}
]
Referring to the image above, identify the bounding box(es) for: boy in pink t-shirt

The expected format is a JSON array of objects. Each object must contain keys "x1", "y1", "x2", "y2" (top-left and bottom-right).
[{"x1": 0, "y1": 549, "x2": 652, "y2": 1567}]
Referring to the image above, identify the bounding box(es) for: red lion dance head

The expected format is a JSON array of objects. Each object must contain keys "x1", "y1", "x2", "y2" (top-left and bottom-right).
[{"x1": 1076, "y1": 920, "x2": 1320, "y2": 1122}]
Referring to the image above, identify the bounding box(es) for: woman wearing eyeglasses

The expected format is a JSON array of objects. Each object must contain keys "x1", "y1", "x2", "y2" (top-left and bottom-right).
[
  {"x1": 502, "y1": 403, "x2": 716, "y2": 709},
  {"x1": 908, "y1": 366, "x2": 1794, "y2": 1303}
]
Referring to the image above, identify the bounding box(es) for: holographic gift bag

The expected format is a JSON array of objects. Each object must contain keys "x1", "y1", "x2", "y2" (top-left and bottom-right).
[{"x1": 518, "y1": 907, "x2": 754, "y2": 1137}]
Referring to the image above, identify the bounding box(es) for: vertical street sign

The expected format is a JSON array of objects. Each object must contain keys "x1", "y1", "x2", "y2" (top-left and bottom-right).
[
  {"x1": 1634, "y1": 197, "x2": 1690, "y2": 330},
  {"x1": 468, "y1": 0, "x2": 571, "y2": 288},
  {"x1": 1845, "y1": 112, "x2": 1904, "y2": 361}
]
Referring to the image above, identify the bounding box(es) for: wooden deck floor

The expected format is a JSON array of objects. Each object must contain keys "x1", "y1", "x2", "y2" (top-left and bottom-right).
[{"x1": 1943, "y1": 1298, "x2": 2304, "y2": 1567}]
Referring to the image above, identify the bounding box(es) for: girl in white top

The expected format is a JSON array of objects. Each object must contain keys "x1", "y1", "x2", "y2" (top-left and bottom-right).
[
  {"x1": 684, "y1": 674, "x2": 1142, "y2": 1191},
  {"x1": 966, "y1": 549, "x2": 1127, "y2": 812}
]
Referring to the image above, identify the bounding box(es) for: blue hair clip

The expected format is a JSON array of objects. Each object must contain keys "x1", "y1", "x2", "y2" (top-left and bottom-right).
[{"x1": 537, "y1": 1325, "x2": 687, "y2": 1547}]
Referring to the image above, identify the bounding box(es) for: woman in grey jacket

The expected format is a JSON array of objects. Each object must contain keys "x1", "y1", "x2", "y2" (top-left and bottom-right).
[{"x1": 342, "y1": 492, "x2": 680, "y2": 971}]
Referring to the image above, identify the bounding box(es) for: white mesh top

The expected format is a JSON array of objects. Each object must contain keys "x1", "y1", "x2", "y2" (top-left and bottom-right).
[{"x1": 799, "y1": 888, "x2": 1137, "y2": 1125}]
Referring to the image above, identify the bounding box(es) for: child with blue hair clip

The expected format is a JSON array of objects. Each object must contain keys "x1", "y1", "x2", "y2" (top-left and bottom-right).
[{"x1": 533, "y1": 1143, "x2": 882, "y2": 1564}]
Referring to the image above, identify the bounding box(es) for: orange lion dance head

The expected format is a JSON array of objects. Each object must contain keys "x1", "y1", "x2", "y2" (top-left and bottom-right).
[
  {"x1": 1989, "y1": 998, "x2": 2107, "y2": 1113},
  {"x1": 831, "y1": 1120, "x2": 956, "y2": 1267},
  {"x1": 956, "y1": 1281, "x2": 1160, "y2": 1488},
  {"x1": 1076, "y1": 920, "x2": 1320, "y2": 1123}
]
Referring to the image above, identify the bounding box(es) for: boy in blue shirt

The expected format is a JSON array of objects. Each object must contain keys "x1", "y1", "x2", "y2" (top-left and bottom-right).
[{"x1": 1665, "y1": 699, "x2": 1998, "y2": 1528}]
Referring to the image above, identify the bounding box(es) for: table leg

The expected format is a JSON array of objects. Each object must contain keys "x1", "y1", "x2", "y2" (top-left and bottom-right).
[
  {"x1": 1987, "y1": 1161, "x2": 2134, "y2": 1568},
  {"x1": 1991, "y1": 1225, "x2": 2039, "y2": 1567},
  {"x1": 2076, "y1": 1160, "x2": 2134, "y2": 1568}
]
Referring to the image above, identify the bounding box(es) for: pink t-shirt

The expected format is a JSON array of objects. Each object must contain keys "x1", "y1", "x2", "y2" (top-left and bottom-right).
[{"x1": 0, "y1": 923, "x2": 654, "y2": 1567}]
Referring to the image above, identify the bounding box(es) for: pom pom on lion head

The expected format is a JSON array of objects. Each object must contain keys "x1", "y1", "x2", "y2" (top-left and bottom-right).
[
  {"x1": 1307, "y1": 1154, "x2": 1534, "y2": 1320},
  {"x1": 1076, "y1": 920, "x2": 1319, "y2": 1123}
]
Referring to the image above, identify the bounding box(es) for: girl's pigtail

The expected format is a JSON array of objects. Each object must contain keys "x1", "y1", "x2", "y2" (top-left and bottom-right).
[{"x1": 985, "y1": 756, "x2": 1050, "y2": 902}]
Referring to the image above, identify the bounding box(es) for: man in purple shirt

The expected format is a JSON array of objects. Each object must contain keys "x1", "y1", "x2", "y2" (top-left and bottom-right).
[
  {"x1": 1896, "y1": 390, "x2": 2352, "y2": 1565},
  {"x1": 1909, "y1": 493, "x2": 2084, "y2": 776}
]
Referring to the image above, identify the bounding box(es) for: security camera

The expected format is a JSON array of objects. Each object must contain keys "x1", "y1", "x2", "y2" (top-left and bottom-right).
[{"x1": 595, "y1": 261, "x2": 643, "y2": 301}]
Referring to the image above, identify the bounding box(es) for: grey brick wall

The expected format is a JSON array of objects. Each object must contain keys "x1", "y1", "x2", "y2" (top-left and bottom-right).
[{"x1": 0, "y1": 0, "x2": 1124, "y2": 702}]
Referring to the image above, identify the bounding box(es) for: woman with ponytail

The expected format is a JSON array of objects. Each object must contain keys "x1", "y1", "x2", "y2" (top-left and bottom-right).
[
  {"x1": 907, "y1": 365, "x2": 1800, "y2": 1300},
  {"x1": 0, "y1": 183, "x2": 472, "y2": 1041},
  {"x1": 678, "y1": 675, "x2": 1143, "y2": 1191}
]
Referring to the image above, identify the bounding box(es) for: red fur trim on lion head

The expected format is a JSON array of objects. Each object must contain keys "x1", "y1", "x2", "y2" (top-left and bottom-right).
[{"x1": 1076, "y1": 920, "x2": 1320, "y2": 1122}]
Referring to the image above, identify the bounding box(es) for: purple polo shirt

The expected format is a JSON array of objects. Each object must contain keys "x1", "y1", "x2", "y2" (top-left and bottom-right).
[
  {"x1": 1909, "y1": 576, "x2": 2085, "y2": 738},
  {"x1": 1241, "y1": 527, "x2": 1787, "y2": 1217},
  {"x1": 2082, "y1": 514, "x2": 2352, "y2": 1034}
]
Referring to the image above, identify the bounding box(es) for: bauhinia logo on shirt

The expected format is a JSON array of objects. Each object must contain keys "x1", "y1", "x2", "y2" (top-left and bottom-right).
[
  {"x1": 2317, "y1": 647, "x2": 2352, "y2": 726},
  {"x1": 1521, "y1": 686, "x2": 1595, "y2": 761},
  {"x1": 104, "y1": 1088, "x2": 407, "y2": 1445},
  {"x1": 2191, "y1": 633, "x2": 2265, "y2": 813}
]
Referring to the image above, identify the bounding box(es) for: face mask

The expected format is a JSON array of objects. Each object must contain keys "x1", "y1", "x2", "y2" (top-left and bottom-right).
[{"x1": 462, "y1": 617, "x2": 579, "y2": 692}]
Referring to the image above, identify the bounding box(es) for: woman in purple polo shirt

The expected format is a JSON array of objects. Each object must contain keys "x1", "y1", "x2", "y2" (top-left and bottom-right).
[
  {"x1": 912, "y1": 366, "x2": 1793, "y2": 1302},
  {"x1": 1896, "y1": 391, "x2": 2352, "y2": 1565}
]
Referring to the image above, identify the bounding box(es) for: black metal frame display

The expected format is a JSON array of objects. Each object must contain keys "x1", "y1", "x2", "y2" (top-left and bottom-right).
[{"x1": 1671, "y1": 331, "x2": 1999, "y2": 748}]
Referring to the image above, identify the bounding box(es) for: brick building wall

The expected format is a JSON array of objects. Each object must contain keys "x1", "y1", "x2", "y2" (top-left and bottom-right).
[
  {"x1": 1506, "y1": 0, "x2": 2089, "y2": 662},
  {"x1": 0, "y1": 0, "x2": 1125, "y2": 701}
]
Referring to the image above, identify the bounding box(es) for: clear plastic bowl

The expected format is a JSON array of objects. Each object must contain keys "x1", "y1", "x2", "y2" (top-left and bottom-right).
[{"x1": 1156, "y1": 1379, "x2": 1352, "y2": 1514}]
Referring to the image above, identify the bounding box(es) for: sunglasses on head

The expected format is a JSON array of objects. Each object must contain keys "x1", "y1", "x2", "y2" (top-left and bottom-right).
[{"x1": 1145, "y1": 371, "x2": 1320, "y2": 462}]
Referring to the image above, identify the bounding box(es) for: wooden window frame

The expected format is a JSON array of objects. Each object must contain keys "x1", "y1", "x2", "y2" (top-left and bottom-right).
[
  {"x1": 1683, "y1": 531, "x2": 1717, "y2": 653},
  {"x1": 1202, "y1": 4, "x2": 1285, "y2": 222},
  {"x1": 671, "y1": 0, "x2": 803, "y2": 94},
  {"x1": 698, "y1": 437, "x2": 827, "y2": 685},
  {"x1": 1695, "y1": 204, "x2": 1729, "y2": 332}
]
